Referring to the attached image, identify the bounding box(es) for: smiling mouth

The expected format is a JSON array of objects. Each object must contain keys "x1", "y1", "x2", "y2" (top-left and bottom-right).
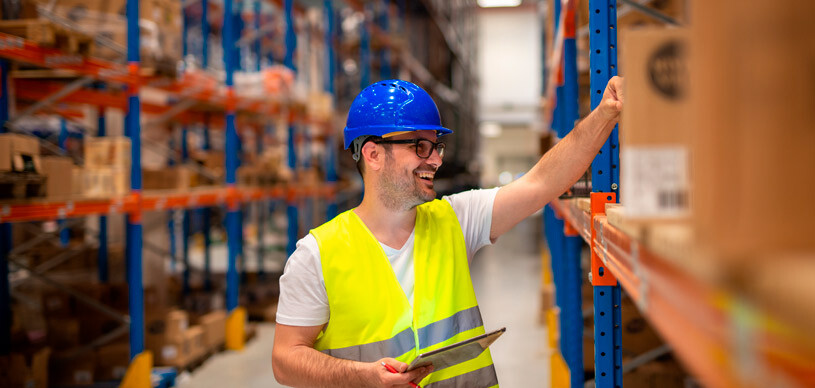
[{"x1": 416, "y1": 171, "x2": 435, "y2": 182}]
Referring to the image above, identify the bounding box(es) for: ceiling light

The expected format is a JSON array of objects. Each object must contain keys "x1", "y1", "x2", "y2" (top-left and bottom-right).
[{"x1": 478, "y1": 0, "x2": 522, "y2": 8}]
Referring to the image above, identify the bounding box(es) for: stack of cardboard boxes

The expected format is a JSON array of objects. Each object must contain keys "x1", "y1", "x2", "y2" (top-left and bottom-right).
[
  {"x1": 610, "y1": 2, "x2": 815, "y2": 384},
  {"x1": 145, "y1": 308, "x2": 227, "y2": 369},
  {"x1": 40, "y1": 282, "x2": 130, "y2": 385},
  {"x1": 23, "y1": 0, "x2": 182, "y2": 74}
]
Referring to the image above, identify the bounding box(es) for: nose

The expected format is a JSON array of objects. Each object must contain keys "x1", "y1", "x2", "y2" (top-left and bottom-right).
[{"x1": 426, "y1": 147, "x2": 443, "y2": 168}]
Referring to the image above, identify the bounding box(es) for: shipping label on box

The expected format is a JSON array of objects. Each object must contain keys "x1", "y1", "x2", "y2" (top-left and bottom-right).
[
  {"x1": 621, "y1": 147, "x2": 689, "y2": 219},
  {"x1": 620, "y1": 27, "x2": 690, "y2": 220}
]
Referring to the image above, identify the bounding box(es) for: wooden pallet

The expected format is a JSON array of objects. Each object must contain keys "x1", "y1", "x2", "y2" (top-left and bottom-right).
[
  {"x1": 0, "y1": 19, "x2": 94, "y2": 56},
  {"x1": 0, "y1": 171, "x2": 45, "y2": 200}
]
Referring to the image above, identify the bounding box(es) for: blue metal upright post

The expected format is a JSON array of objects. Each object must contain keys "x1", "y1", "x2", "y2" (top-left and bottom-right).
[
  {"x1": 377, "y1": 0, "x2": 391, "y2": 79},
  {"x1": 0, "y1": 59, "x2": 12, "y2": 355},
  {"x1": 125, "y1": 0, "x2": 145, "y2": 360},
  {"x1": 589, "y1": 1, "x2": 622, "y2": 387},
  {"x1": 256, "y1": 129, "x2": 264, "y2": 280},
  {"x1": 224, "y1": 0, "x2": 240, "y2": 313},
  {"x1": 202, "y1": 0, "x2": 209, "y2": 69},
  {"x1": 324, "y1": 0, "x2": 338, "y2": 222},
  {"x1": 285, "y1": 0, "x2": 298, "y2": 257},
  {"x1": 359, "y1": 4, "x2": 371, "y2": 89},
  {"x1": 562, "y1": 2, "x2": 584, "y2": 386},
  {"x1": 181, "y1": 127, "x2": 191, "y2": 295},
  {"x1": 97, "y1": 108, "x2": 109, "y2": 282},
  {"x1": 545, "y1": 2, "x2": 584, "y2": 386},
  {"x1": 251, "y1": 0, "x2": 262, "y2": 275},
  {"x1": 168, "y1": 136, "x2": 177, "y2": 275},
  {"x1": 201, "y1": 0, "x2": 212, "y2": 289},
  {"x1": 254, "y1": 0, "x2": 261, "y2": 72},
  {"x1": 202, "y1": 119, "x2": 212, "y2": 291},
  {"x1": 58, "y1": 118, "x2": 69, "y2": 247},
  {"x1": 223, "y1": 0, "x2": 247, "y2": 351}
]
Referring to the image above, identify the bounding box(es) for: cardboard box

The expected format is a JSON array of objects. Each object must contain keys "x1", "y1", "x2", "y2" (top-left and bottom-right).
[
  {"x1": 95, "y1": 343, "x2": 130, "y2": 381},
  {"x1": 71, "y1": 166, "x2": 84, "y2": 196},
  {"x1": 153, "y1": 325, "x2": 203, "y2": 368},
  {"x1": 0, "y1": 133, "x2": 41, "y2": 173},
  {"x1": 192, "y1": 151, "x2": 225, "y2": 185},
  {"x1": 622, "y1": 359, "x2": 687, "y2": 388},
  {"x1": 81, "y1": 167, "x2": 130, "y2": 198},
  {"x1": 690, "y1": 1, "x2": 815, "y2": 258},
  {"x1": 46, "y1": 318, "x2": 80, "y2": 350},
  {"x1": 0, "y1": 347, "x2": 50, "y2": 388},
  {"x1": 41, "y1": 156, "x2": 75, "y2": 198},
  {"x1": 185, "y1": 325, "x2": 206, "y2": 360},
  {"x1": 165, "y1": 309, "x2": 189, "y2": 340},
  {"x1": 198, "y1": 310, "x2": 227, "y2": 350},
  {"x1": 50, "y1": 353, "x2": 94, "y2": 386},
  {"x1": 84, "y1": 137, "x2": 131, "y2": 169},
  {"x1": 142, "y1": 167, "x2": 193, "y2": 191},
  {"x1": 620, "y1": 295, "x2": 663, "y2": 356},
  {"x1": 619, "y1": 28, "x2": 690, "y2": 220}
]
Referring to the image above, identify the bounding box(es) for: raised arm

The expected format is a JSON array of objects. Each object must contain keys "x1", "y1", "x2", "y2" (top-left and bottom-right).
[
  {"x1": 272, "y1": 323, "x2": 433, "y2": 388},
  {"x1": 490, "y1": 76, "x2": 624, "y2": 241}
]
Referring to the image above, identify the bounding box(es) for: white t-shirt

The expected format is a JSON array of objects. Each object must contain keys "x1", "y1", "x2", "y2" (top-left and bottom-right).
[{"x1": 276, "y1": 187, "x2": 500, "y2": 326}]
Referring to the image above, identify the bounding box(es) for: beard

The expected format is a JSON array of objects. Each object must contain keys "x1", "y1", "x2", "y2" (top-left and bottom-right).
[{"x1": 378, "y1": 153, "x2": 435, "y2": 211}]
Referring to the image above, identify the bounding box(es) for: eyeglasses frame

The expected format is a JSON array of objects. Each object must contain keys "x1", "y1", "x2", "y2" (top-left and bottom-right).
[{"x1": 372, "y1": 138, "x2": 446, "y2": 159}]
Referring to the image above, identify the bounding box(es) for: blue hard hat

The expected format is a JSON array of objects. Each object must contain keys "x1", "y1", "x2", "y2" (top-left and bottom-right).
[{"x1": 343, "y1": 79, "x2": 452, "y2": 149}]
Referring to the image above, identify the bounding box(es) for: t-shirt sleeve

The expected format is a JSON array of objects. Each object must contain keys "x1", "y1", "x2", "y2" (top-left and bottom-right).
[
  {"x1": 443, "y1": 187, "x2": 501, "y2": 261},
  {"x1": 275, "y1": 234, "x2": 330, "y2": 326}
]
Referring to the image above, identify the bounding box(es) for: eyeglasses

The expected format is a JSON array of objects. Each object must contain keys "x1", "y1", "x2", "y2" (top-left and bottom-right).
[{"x1": 373, "y1": 138, "x2": 446, "y2": 159}]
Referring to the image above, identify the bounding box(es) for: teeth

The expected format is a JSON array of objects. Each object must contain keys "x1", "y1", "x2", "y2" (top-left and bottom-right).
[{"x1": 417, "y1": 172, "x2": 434, "y2": 179}]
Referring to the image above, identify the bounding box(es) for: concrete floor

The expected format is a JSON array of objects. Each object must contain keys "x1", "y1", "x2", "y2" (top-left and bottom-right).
[{"x1": 180, "y1": 215, "x2": 550, "y2": 388}]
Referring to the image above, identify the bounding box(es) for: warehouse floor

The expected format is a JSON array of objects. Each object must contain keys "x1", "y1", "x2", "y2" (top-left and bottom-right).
[{"x1": 179, "y1": 215, "x2": 550, "y2": 387}]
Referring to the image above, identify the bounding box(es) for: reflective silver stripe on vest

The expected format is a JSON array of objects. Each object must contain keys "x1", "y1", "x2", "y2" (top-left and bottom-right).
[
  {"x1": 322, "y1": 327, "x2": 415, "y2": 362},
  {"x1": 417, "y1": 306, "x2": 484, "y2": 348},
  {"x1": 425, "y1": 364, "x2": 499, "y2": 388}
]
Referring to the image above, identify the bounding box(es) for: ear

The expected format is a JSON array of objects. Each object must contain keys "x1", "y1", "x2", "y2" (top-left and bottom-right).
[{"x1": 361, "y1": 141, "x2": 385, "y2": 171}]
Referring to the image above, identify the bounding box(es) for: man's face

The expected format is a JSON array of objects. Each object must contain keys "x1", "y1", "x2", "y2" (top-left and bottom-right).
[{"x1": 377, "y1": 130, "x2": 444, "y2": 211}]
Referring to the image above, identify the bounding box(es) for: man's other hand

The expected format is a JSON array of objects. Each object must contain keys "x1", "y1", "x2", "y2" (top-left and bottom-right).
[
  {"x1": 599, "y1": 76, "x2": 625, "y2": 121},
  {"x1": 370, "y1": 358, "x2": 433, "y2": 388}
]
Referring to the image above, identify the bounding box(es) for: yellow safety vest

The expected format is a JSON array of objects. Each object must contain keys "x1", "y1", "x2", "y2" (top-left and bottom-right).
[{"x1": 311, "y1": 199, "x2": 498, "y2": 388}]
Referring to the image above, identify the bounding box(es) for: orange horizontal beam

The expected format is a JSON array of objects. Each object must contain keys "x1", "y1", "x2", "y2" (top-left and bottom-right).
[{"x1": 0, "y1": 184, "x2": 337, "y2": 222}]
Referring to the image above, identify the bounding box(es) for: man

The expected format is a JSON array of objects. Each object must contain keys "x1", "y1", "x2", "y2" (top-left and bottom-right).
[{"x1": 273, "y1": 77, "x2": 624, "y2": 387}]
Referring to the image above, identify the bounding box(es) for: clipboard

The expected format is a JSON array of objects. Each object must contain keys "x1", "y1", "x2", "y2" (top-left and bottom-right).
[{"x1": 406, "y1": 327, "x2": 506, "y2": 372}]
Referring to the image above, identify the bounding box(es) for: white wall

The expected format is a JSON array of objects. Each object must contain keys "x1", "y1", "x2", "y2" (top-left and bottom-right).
[
  {"x1": 477, "y1": 6, "x2": 542, "y2": 124},
  {"x1": 477, "y1": 6, "x2": 543, "y2": 186}
]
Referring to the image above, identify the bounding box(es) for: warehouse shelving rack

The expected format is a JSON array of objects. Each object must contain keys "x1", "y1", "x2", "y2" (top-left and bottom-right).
[
  {"x1": 0, "y1": 0, "x2": 341, "y2": 383},
  {"x1": 542, "y1": 1, "x2": 814, "y2": 388}
]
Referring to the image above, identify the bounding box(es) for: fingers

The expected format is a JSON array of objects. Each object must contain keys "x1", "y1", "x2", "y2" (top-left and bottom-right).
[
  {"x1": 407, "y1": 365, "x2": 433, "y2": 383},
  {"x1": 380, "y1": 358, "x2": 408, "y2": 372},
  {"x1": 609, "y1": 76, "x2": 625, "y2": 103}
]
